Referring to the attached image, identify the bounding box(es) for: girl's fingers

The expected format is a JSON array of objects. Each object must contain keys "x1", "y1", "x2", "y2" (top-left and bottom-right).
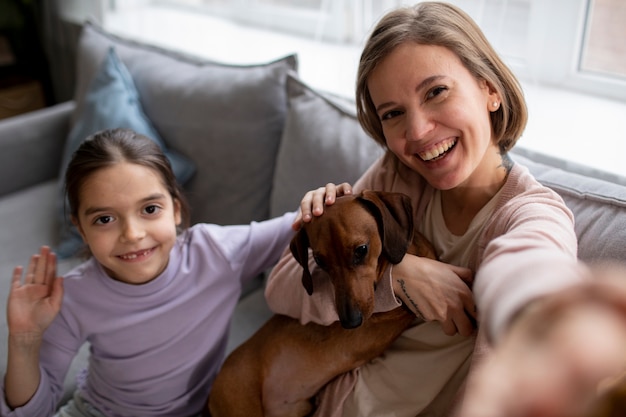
[
  {"x1": 33, "y1": 246, "x2": 50, "y2": 285},
  {"x1": 336, "y1": 182, "x2": 353, "y2": 197},
  {"x1": 298, "y1": 183, "x2": 354, "y2": 227},
  {"x1": 11, "y1": 266, "x2": 24, "y2": 287},
  {"x1": 322, "y1": 183, "x2": 338, "y2": 205},
  {"x1": 46, "y1": 251, "x2": 57, "y2": 289},
  {"x1": 311, "y1": 186, "x2": 329, "y2": 216},
  {"x1": 25, "y1": 254, "x2": 39, "y2": 285},
  {"x1": 21, "y1": 246, "x2": 55, "y2": 286},
  {"x1": 299, "y1": 190, "x2": 316, "y2": 223}
]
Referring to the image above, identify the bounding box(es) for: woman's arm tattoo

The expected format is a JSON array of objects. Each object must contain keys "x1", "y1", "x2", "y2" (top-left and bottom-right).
[{"x1": 396, "y1": 278, "x2": 425, "y2": 320}]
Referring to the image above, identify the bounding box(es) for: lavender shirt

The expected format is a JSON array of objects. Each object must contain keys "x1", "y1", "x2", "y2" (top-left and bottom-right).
[{"x1": 1, "y1": 212, "x2": 296, "y2": 417}]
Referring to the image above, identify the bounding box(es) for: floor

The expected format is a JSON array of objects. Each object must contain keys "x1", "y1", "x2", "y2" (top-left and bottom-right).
[{"x1": 102, "y1": 3, "x2": 626, "y2": 180}]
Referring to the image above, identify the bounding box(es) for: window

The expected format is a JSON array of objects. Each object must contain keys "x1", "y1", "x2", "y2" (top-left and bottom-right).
[
  {"x1": 580, "y1": 0, "x2": 626, "y2": 81},
  {"x1": 152, "y1": 0, "x2": 626, "y2": 101}
]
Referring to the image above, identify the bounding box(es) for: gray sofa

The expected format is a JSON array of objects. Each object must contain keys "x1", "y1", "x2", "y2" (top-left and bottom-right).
[{"x1": 1, "y1": 22, "x2": 626, "y2": 409}]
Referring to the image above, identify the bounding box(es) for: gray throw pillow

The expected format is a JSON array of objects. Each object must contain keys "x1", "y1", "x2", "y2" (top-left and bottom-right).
[
  {"x1": 66, "y1": 22, "x2": 297, "y2": 238},
  {"x1": 270, "y1": 74, "x2": 384, "y2": 217}
]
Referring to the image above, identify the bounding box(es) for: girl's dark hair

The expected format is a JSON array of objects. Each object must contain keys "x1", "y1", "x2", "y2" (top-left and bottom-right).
[
  {"x1": 65, "y1": 128, "x2": 190, "y2": 229},
  {"x1": 356, "y1": 1, "x2": 528, "y2": 153}
]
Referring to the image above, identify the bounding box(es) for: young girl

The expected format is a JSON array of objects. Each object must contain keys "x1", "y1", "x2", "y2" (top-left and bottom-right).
[
  {"x1": 2, "y1": 128, "x2": 296, "y2": 417},
  {"x1": 265, "y1": 2, "x2": 600, "y2": 416}
]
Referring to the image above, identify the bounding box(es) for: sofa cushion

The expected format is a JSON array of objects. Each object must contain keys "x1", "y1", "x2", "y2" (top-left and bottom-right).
[
  {"x1": 73, "y1": 22, "x2": 297, "y2": 227},
  {"x1": 56, "y1": 47, "x2": 196, "y2": 258},
  {"x1": 511, "y1": 149, "x2": 626, "y2": 264},
  {"x1": 270, "y1": 75, "x2": 384, "y2": 217}
]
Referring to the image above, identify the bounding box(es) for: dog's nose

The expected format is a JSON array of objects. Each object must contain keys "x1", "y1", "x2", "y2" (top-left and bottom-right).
[{"x1": 340, "y1": 309, "x2": 363, "y2": 329}]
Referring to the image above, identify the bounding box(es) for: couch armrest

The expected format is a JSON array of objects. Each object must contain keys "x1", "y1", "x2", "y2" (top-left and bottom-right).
[{"x1": 0, "y1": 101, "x2": 74, "y2": 197}]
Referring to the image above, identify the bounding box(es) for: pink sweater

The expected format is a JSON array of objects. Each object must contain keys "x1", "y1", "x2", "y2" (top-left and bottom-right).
[{"x1": 265, "y1": 152, "x2": 587, "y2": 415}]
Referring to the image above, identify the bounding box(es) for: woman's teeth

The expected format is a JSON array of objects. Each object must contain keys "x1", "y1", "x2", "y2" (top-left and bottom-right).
[{"x1": 419, "y1": 138, "x2": 457, "y2": 161}]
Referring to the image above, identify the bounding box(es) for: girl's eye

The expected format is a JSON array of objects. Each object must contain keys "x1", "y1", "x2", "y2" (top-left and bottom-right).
[
  {"x1": 94, "y1": 215, "x2": 113, "y2": 225},
  {"x1": 143, "y1": 205, "x2": 161, "y2": 215},
  {"x1": 427, "y1": 86, "x2": 448, "y2": 100}
]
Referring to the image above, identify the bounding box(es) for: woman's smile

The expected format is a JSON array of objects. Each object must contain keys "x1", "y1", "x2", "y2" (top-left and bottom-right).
[{"x1": 418, "y1": 137, "x2": 458, "y2": 162}]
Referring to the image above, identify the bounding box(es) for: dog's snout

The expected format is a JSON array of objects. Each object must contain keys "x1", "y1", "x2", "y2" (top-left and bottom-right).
[{"x1": 339, "y1": 308, "x2": 363, "y2": 329}]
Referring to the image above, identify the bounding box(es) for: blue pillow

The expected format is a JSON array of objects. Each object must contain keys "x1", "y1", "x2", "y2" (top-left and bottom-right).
[{"x1": 56, "y1": 47, "x2": 196, "y2": 258}]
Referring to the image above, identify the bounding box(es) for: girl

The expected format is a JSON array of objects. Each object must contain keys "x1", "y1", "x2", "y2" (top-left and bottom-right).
[
  {"x1": 265, "y1": 2, "x2": 600, "y2": 416},
  {"x1": 2, "y1": 128, "x2": 296, "y2": 417}
]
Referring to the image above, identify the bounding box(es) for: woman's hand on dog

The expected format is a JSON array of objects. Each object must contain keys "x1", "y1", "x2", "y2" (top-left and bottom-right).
[
  {"x1": 391, "y1": 256, "x2": 476, "y2": 336},
  {"x1": 293, "y1": 182, "x2": 353, "y2": 230}
]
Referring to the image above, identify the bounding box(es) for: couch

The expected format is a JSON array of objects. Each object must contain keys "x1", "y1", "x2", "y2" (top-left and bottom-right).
[{"x1": 1, "y1": 22, "x2": 625, "y2": 410}]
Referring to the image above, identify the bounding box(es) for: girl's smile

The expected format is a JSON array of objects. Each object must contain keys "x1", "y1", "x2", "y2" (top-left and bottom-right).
[
  {"x1": 117, "y1": 247, "x2": 156, "y2": 262},
  {"x1": 73, "y1": 162, "x2": 182, "y2": 285}
]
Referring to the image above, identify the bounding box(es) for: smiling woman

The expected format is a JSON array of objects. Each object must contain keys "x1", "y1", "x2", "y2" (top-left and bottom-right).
[{"x1": 264, "y1": 3, "x2": 594, "y2": 416}]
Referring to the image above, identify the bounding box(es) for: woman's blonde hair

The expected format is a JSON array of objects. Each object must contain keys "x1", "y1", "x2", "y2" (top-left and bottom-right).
[{"x1": 356, "y1": 1, "x2": 527, "y2": 153}]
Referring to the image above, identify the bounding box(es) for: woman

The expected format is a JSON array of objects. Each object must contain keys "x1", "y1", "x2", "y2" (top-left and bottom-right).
[{"x1": 265, "y1": 3, "x2": 593, "y2": 416}]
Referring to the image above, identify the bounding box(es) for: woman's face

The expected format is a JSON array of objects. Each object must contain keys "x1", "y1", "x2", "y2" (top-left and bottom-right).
[
  {"x1": 368, "y1": 42, "x2": 502, "y2": 191},
  {"x1": 73, "y1": 162, "x2": 181, "y2": 285}
]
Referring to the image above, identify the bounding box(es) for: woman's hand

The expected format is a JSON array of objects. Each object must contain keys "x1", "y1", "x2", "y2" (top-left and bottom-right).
[
  {"x1": 456, "y1": 265, "x2": 626, "y2": 417},
  {"x1": 391, "y1": 255, "x2": 476, "y2": 336},
  {"x1": 7, "y1": 246, "x2": 64, "y2": 342},
  {"x1": 292, "y1": 182, "x2": 353, "y2": 230}
]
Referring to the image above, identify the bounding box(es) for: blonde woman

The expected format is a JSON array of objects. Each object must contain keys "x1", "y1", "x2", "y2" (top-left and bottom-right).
[{"x1": 266, "y1": 2, "x2": 596, "y2": 416}]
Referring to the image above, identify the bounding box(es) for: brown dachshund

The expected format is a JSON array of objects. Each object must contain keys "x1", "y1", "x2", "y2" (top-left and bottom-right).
[{"x1": 208, "y1": 190, "x2": 436, "y2": 417}]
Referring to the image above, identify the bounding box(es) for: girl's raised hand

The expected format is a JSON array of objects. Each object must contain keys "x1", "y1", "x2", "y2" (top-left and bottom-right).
[
  {"x1": 292, "y1": 182, "x2": 353, "y2": 230},
  {"x1": 7, "y1": 246, "x2": 64, "y2": 342}
]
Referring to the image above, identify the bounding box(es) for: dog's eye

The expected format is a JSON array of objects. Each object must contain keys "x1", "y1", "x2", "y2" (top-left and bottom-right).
[{"x1": 353, "y1": 244, "x2": 368, "y2": 265}]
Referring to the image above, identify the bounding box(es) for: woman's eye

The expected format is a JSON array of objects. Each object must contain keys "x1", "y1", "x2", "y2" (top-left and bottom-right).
[
  {"x1": 94, "y1": 215, "x2": 113, "y2": 225},
  {"x1": 144, "y1": 205, "x2": 161, "y2": 215},
  {"x1": 427, "y1": 86, "x2": 448, "y2": 100}
]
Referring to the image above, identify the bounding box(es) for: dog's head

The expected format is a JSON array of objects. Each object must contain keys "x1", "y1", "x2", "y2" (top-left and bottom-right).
[{"x1": 289, "y1": 190, "x2": 414, "y2": 329}]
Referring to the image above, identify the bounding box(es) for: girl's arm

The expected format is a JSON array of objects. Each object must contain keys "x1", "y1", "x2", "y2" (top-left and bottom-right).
[{"x1": 4, "y1": 246, "x2": 64, "y2": 408}]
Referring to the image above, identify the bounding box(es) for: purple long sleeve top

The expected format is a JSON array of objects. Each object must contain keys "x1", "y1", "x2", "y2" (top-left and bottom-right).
[{"x1": 1, "y1": 212, "x2": 296, "y2": 417}]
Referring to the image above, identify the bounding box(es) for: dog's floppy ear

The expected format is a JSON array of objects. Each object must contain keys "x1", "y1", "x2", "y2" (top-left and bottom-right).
[
  {"x1": 289, "y1": 229, "x2": 314, "y2": 295},
  {"x1": 359, "y1": 190, "x2": 414, "y2": 264}
]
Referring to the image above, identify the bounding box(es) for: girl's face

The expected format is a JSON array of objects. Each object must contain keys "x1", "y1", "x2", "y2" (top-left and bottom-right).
[
  {"x1": 368, "y1": 42, "x2": 502, "y2": 191},
  {"x1": 73, "y1": 162, "x2": 182, "y2": 285}
]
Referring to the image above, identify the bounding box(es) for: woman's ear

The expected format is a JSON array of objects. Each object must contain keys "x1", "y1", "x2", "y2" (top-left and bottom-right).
[{"x1": 482, "y1": 79, "x2": 501, "y2": 112}]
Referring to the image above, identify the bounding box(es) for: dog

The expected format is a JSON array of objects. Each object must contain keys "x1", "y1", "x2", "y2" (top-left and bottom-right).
[{"x1": 208, "y1": 190, "x2": 436, "y2": 417}]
